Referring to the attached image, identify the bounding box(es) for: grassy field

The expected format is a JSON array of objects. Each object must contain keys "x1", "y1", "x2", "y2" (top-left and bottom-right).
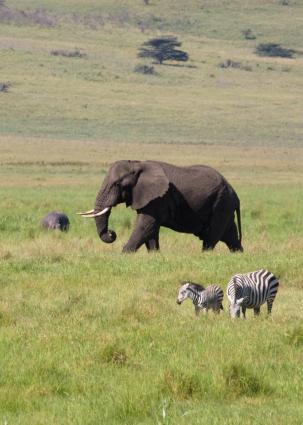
[
  {"x1": 1, "y1": 1, "x2": 303, "y2": 424},
  {"x1": 1, "y1": 139, "x2": 303, "y2": 424},
  {"x1": 1, "y1": 0, "x2": 303, "y2": 145}
]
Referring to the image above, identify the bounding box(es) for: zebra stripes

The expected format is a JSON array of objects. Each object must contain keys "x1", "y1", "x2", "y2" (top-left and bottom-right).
[
  {"x1": 226, "y1": 269, "x2": 279, "y2": 318},
  {"x1": 177, "y1": 282, "x2": 224, "y2": 315}
]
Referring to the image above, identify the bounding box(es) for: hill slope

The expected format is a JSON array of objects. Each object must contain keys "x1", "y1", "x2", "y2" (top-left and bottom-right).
[{"x1": 1, "y1": 0, "x2": 303, "y2": 145}]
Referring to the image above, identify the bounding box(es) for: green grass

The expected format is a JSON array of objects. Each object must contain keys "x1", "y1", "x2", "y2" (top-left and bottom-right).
[
  {"x1": 1, "y1": 1, "x2": 303, "y2": 423},
  {"x1": 1, "y1": 141, "x2": 303, "y2": 424}
]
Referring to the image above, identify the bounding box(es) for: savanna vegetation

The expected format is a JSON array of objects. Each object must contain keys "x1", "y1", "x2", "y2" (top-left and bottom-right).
[{"x1": 0, "y1": 1, "x2": 303, "y2": 424}]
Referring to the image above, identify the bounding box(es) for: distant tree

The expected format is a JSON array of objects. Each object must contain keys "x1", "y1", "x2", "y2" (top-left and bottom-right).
[
  {"x1": 138, "y1": 36, "x2": 189, "y2": 65},
  {"x1": 255, "y1": 43, "x2": 295, "y2": 58}
]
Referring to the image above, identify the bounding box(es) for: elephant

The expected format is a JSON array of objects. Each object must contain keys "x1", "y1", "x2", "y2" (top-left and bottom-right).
[
  {"x1": 41, "y1": 211, "x2": 70, "y2": 232},
  {"x1": 78, "y1": 160, "x2": 243, "y2": 253}
]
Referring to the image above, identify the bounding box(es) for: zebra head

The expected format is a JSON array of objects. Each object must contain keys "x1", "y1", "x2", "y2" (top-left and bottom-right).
[
  {"x1": 229, "y1": 297, "x2": 248, "y2": 318},
  {"x1": 177, "y1": 281, "x2": 205, "y2": 305},
  {"x1": 177, "y1": 283, "x2": 190, "y2": 305}
]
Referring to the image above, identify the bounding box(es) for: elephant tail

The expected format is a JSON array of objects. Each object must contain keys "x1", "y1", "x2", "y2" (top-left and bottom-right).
[{"x1": 236, "y1": 203, "x2": 242, "y2": 245}]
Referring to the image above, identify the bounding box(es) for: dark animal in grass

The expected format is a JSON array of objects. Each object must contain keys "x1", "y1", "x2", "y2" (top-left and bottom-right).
[
  {"x1": 78, "y1": 160, "x2": 243, "y2": 253},
  {"x1": 41, "y1": 211, "x2": 70, "y2": 232}
]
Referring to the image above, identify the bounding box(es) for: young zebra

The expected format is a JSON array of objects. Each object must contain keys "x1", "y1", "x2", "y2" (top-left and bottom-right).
[
  {"x1": 227, "y1": 269, "x2": 279, "y2": 318},
  {"x1": 177, "y1": 281, "x2": 224, "y2": 315}
]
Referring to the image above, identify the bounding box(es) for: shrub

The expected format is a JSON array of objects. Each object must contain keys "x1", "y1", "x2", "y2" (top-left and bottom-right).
[
  {"x1": 286, "y1": 326, "x2": 303, "y2": 347},
  {"x1": 100, "y1": 343, "x2": 128, "y2": 366},
  {"x1": 134, "y1": 64, "x2": 156, "y2": 75},
  {"x1": 50, "y1": 49, "x2": 87, "y2": 58},
  {"x1": 0, "y1": 6, "x2": 56, "y2": 27},
  {"x1": 223, "y1": 363, "x2": 271, "y2": 397},
  {"x1": 161, "y1": 368, "x2": 202, "y2": 400},
  {"x1": 0, "y1": 82, "x2": 11, "y2": 92},
  {"x1": 218, "y1": 59, "x2": 241, "y2": 69},
  {"x1": 242, "y1": 29, "x2": 256, "y2": 40},
  {"x1": 218, "y1": 60, "x2": 252, "y2": 72},
  {"x1": 255, "y1": 43, "x2": 295, "y2": 58}
]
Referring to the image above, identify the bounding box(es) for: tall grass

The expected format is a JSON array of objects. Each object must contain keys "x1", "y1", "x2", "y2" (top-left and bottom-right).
[{"x1": 1, "y1": 141, "x2": 303, "y2": 423}]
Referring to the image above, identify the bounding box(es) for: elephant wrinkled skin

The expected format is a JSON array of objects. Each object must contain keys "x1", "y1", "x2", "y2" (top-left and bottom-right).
[{"x1": 80, "y1": 160, "x2": 243, "y2": 253}]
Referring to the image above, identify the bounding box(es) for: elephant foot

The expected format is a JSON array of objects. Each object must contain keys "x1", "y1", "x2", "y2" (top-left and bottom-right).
[
  {"x1": 202, "y1": 242, "x2": 215, "y2": 251},
  {"x1": 229, "y1": 245, "x2": 244, "y2": 253}
]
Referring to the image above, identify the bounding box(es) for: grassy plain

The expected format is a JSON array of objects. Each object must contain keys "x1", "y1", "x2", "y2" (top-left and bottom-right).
[
  {"x1": 1, "y1": 1, "x2": 303, "y2": 424},
  {"x1": 1, "y1": 138, "x2": 303, "y2": 424}
]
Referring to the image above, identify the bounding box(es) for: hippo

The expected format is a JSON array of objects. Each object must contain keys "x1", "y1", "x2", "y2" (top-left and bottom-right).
[{"x1": 41, "y1": 211, "x2": 70, "y2": 232}]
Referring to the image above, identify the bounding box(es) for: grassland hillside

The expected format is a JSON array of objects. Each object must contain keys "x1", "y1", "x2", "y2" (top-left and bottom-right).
[
  {"x1": 1, "y1": 1, "x2": 303, "y2": 424},
  {"x1": 1, "y1": 0, "x2": 303, "y2": 145}
]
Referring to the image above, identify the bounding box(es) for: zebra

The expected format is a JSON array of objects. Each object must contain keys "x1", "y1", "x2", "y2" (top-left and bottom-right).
[
  {"x1": 227, "y1": 269, "x2": 279, "y2": 318},
  {"x1": 177, "y1": 281, "x2": 224, "y2": 315}
]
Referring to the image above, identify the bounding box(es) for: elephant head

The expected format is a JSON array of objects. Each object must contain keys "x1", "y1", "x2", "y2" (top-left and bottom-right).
[{"x1": 78, "y1": 160, "x2": 169, "y2": 244}]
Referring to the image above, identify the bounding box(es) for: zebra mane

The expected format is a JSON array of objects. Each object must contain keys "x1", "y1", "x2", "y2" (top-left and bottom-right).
[{"x1": 183, "y1": 281, "x2": 205, "y2": 292}]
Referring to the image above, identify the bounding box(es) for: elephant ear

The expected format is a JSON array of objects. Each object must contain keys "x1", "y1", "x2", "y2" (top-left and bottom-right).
[{"x1": 131, "y1": 162, "x2": 169, "y2": 210}]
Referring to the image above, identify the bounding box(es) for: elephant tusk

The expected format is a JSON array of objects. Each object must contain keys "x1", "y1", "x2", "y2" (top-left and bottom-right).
[
  {"x1": 76, "y1": 209, "x2": 95, "y2": 215},
  {"x1": 80, "y1": 207, "x2": 111, "y2": 218}
]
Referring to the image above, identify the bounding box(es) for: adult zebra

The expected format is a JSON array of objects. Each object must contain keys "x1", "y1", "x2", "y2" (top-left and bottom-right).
[{"x1": 227, "y1": 269, "x2": 279, "y2": 318}]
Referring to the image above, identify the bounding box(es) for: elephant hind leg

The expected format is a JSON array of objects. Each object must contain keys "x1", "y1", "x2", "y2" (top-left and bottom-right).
[
  {"x1": 202, "y1": 210, "x2": 230, "y2": 251},
  {"x1": 221, "y1": 220, "x2": 243, "y2": 252}
]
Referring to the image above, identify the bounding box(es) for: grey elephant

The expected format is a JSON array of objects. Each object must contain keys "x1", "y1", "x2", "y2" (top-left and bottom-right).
[
  {"x1": 41, "y1": 211, "x2": 70, "y2": 232},
  {"x1": 79, "y1": 160, "x2": 243, "y2": 253}
]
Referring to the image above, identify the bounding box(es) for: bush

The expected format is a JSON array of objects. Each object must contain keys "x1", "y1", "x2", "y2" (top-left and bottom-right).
[
  {"x1": 286, "y1": 326, "x2": 303, "y2": 347},
  {"x1": 242, "y1": 29, "x2": 256, "y2": 40},
  {"x1": 255, "y1": 43, "x2": 295, "y2": 58},
  {"x1": 50, "y1": 49, "x2": 87, "y2": 58},
  {"x1": 0, "y1": 82, "x2": 11, "y2": 92},
  {"x1": 134, "y1": 64, "x2": 156, "y2": 75},
  {"x1": 161, "y1": 368, "x2": 202, "y2": 400},
  {"x1": 218, "y1": 60, "x2": 252, "y2": 72},
  {"x1": 100, "y1": 342, "x2": 128, "y2": 366},
  {"x1": 218, "y1": 59, "x2": 241, "y2": 69},
  {"x1": 223, "y1": 363, "x2": 271, "y2": 397}
]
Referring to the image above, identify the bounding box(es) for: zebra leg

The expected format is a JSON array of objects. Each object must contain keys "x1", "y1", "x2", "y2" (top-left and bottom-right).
[
  {"x1": 214, "y1": 304, "x2": 221, "y2": 314},
  {"x1": 241, "y1": 306, "x2": 246, "y2": 319},
  {"x1": 254, "y1": 306, "x2": 261, "y2": 316},
  {"x1": 195, "y1": 306, "x2": 201, "y2": 316}
]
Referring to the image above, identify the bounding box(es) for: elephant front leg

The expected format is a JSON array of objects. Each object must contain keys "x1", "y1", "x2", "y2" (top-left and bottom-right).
[
  {"x1": 122, "y1": 214, "x2": 160, "y2": 253},
  {"x1": 145, "y1": 234, "x2": 160, "y2": 251}
]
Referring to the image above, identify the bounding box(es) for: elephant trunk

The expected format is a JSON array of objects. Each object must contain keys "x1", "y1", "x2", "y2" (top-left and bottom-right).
[{"x1": 94, "y1": 182, "x2": 119, "y2": 244}]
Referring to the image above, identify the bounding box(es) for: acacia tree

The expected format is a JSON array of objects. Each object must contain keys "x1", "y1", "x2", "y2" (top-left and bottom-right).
[{"x1": 138, "y1": 36, "x2": 189, "y2": 65}]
